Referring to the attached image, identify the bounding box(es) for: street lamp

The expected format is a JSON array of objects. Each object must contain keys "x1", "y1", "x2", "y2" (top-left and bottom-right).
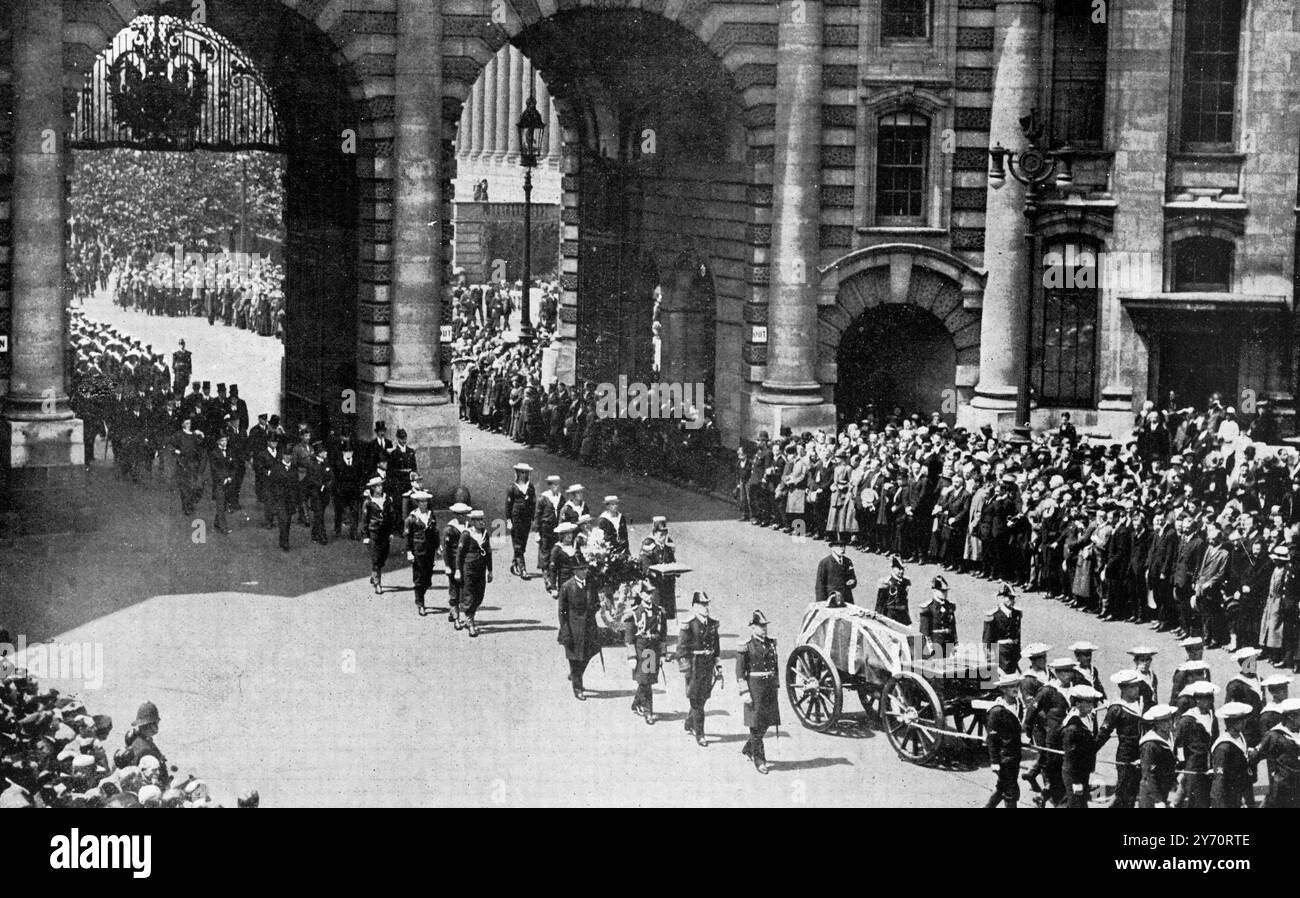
[
  {"x1": 516, "y1": 92, "x2": 546, "y2": 345},
  {"x1": 987, "y1": 112, "x2": 1074, "y2": 427}
]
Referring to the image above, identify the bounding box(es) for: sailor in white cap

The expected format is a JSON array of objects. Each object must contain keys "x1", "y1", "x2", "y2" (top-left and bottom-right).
[
  {"x1": 1210, "y1": 702, "x2": 1257, "y2": 808},
  {"x1": 1021, "y1": 643, "x2": 1052, "y2": 699},
  {"x1": 1069, "y1": 641, "x2": 1105, "y2": 700},
  {"x1": 1174, "y1": 680, "x2": 1220, "y2": 807},
  {"x1": 1259, "y1": 674, "x2": 1293, "y2": 733},
  {"x1": 361, "y1": 475, "x2": 394, "y2": 594},
  {"x1": 444, "y1": 502, "x2": 472, "y2": 624},
  {"x1": 404, "y1": 489, "x2": 439, "y2": 616},
  {"x1": 1224, "y1": 646, "x2": 1265, "y2": 746},
  {"x1": 1126, "y1": 646, "x2": 1158, "y2": 710},
  {"x1": 505, "y1": 462, "x2": 536, "y2": 578},
  {"x1": 560, "y1": 483, "x2": 588, "y2": 526},
  {"x1": 597, "y1": 495, "x2": 629, "y2": 555},
  {"x1": 1255, "y1": 697, "x2": 1300, "y2": 807},
  {"x1": 1137, "y1": 704, "x2": 1179, "y2": 808},
  {"x1": 1098, "y1": 670, "x2": 1145, "y2": 807},
  {"x1": 534, "y1": 475, "x2": 564, "y2": 588},
  {"x1": 549, "y1": 521, "x2": 581, "y2": 596},
  {"x1": 984, "y1": 671, "x2": 1025, "y2": 808},
  {"x1": 456, "y1": 509, "x2": 493, "y2": 637},
  {"x1": 1169, "y1": 636, "x2": 1208, "y2": 704},
  {"x1": 1023, "y1": 658, "x2": 1077, "y2": 805},
  {"x1": 1062, "y1": 685, "x2": 1102, "y2": 807}
]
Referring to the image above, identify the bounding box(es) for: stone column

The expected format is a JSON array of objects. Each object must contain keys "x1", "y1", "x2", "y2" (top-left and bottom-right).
[
  {"x1": 757, "y1": 0, "x2": 835, "y2": 433},
  {"x1": 469, "y1": 75, "x2": 485, "y2": 160},
  {"x1": 547, "y1": 95, "x2": 562, "y2": 164},
  {"x1": 494, "y1": 47, "x2": 511, "y2": 162},
  {"x1": 482, "y1": 55, "x2": 499, "y2": 159},
  {"x1": 3, "y1": 0, "x2": 86, "y2": 534},
  {"x1": 507, "y1": 45, "x2": 523, "y2": 160},
  {"x1": 968, "y1": 0, "x2": 1042, "y2": 431},
  {"x1": 382, "y1": 0, "x2": 460, "y2": 500}
]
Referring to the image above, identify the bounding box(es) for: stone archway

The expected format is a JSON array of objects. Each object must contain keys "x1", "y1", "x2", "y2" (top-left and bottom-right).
[{"x1": 817, "y1": 245, "x2": 985, "y2": 424}]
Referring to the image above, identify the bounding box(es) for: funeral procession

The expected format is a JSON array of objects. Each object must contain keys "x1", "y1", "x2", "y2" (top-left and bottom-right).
[{"x1": 5, "y1": 0, "x2": 1300, "y2": 843}]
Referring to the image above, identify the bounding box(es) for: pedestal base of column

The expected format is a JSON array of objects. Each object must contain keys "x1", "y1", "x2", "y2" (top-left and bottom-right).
[
  {"x1": 750, "y1": 393, "x2": 837, "y2": 437},
  {"x1": 966, "y1": 388, "x2": 1021, "y2": 435},
  {"x1": 378, "y1": 388, "x2": 462, "y2": 505},
  {"x1": 1093, "y1": 389, "x2": 1135, "y2": 443},
  {"x1": 1, "y1": 417, "x2": 94, "y2": 536}
]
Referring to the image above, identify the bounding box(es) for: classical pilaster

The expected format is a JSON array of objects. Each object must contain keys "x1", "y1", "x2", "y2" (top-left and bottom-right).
[
  {"x1": 2, "y1": 0, "x2": 87, "y2": 534},
  {"x1": 757, "y1": 0, "x2": 835, "y2": 433},
  {"x1": 380, "y1": 0, "x2": 460, "y2": 499},
  {"x1": 969, "y1": 0, "x2": 1042, "y2": 431}
]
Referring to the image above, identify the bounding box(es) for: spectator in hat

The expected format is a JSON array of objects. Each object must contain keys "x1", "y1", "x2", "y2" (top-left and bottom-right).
[
  {"x1": 1259, "y1": 543, "x2": 1294, "y2": 666},
  {"x1": 1193, "y1": 522, "x2": 1232, "y2": 648},
  {"x1": 504, "y1": 463, "x2": 536, "y2": 578}
]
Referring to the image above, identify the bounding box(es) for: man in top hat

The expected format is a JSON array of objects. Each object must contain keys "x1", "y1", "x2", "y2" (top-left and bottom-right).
[
  {"x1": 208, "y1": 432, "x2": 236, "y2": 535},
  {"x1": 624, "y1": 583, "x2": 667, "y2": 723},
  {"x1": 123, "y1": 701, "x2": 169, "y2": 783},
  {"x1": 505, "y1": 462, "x2": 536, "y2": 578},
  {"x1": 168, "y1": 415, "x2": 206, "y2": 517},
  {"x1": 1137, "y1": 704, "x2": 1179, "y2": 808},
  {"x1": 736, "y1": 609, "x2": 781, "y2": 774},
  {"x1": 1069, "y1": 641, "x2": 1105, "y2": 700},
  {"x1": 1169, "y1": 636, "x2": 1209, "y2": 703},
  {"x1": 815, "y1": 537, "x2": 858, "y2": 606},
  {"x1": 534, "y1": 475, "x2": 563, "y2": 588},
  {"x1": 678, "y1": 592, "x2": 722, "y2": 746},
  {"x1": 875, "y1": 555, "x2": 911, "y2": 624},
  {"x1": 305, "y1": 441, "x2": 334, "y2": 545},
  {"x1": 404, "y1": 489, "x2": 439, "y2": 616},
  {"x1": 331, "y1": 436, "x2": 363, "y2": 540},
  {"x1": 1024, "y1": 658, "x2": 1076, "y2": 805},
  {"x1": 557, "y1": 556, "x2": 599, "y2": 699},
  {"x1": 1193, "y1": 521, "x2": 1232, "y2": 648},
  {"x1": 456, "y1": 509, "x2": 493, "y2": 637},
  {"x1": 1174, "y1": 680, "x2": 1220, "y2": 807},
  {"x1": 597, "y1": 495, "x2": 629, "y2": 555},
  {"x1": 386, "y1": 429, "x2": 418, "y2": 533},
  {"x1": 560, "y1": 483, "x2": 589, "y2": 526},
  {"x1": 983, "y1": 583, "x2": 1022, "y2": 673},
  {"x1": 918, "y1": 575, "x2": 957, "y2": 657},
  {"x1": 1098, "y1": 670, "x2": 1145, "y2": 808},
  {"x1": 1210, "y1": 702, "x2": 1257, "y2": 807},
  {"x1": 1127, "y1": 646, "x2": 1159, "y2": 710},
  {"x1": 266, "y1": 448, "x2": 297, "y2": 551},
  {"x1": 984, "y1": 671, "x2": 1025, "y2": 808},
  {"x1": 1254, "y1": 697, "x2": 1300, "y2": 807},
  {"x1": 640, "y1": 515, "x2": 679, "y2": 623},
  {"x1": 363, "y1": 420, "x2": 393, "y2": 482},
  {"x1": 444, "y1": 502, "x2": 472, "y2": 624},
  {"x1": 1062, "y1": 685, "x2": 1103, "y2": 808},
  {"x1": 1259, "y1": 674, "x2": 1293, "y2": 733}
]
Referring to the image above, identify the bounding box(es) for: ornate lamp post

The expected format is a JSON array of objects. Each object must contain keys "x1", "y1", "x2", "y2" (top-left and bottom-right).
[
  {"x1": 516, "y1": 92, "x2": 546, "y2": 345},
  {"x1": 987, "y1": 112, "x2": 1074, "y2": 426}
]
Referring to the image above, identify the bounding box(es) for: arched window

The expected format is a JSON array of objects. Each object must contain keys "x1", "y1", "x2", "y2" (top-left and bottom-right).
[
  {"x1": 875, "y1": 112, "x2": 929, "y2": 223},
  {"x1": 1049, "y1": 0, "x2": 1108, "y2": 148},
  {"x1": 1035, "y1": 241, "x2": 1100, "y2": 407},
  {"x1": 1171, "y1": 236, "x2": 1233, "y2": 292},
  {"x1": 881, "y1": 0, "x2": 930, "y2": 42},
  {"x1": 1180, "y1": 0, "x2": 1243, "y2": 148}
]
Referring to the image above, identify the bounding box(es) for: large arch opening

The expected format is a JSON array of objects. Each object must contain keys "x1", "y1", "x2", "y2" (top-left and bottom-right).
[
  {"x1": 446, "y1": 8, "x2": 747, "y2": 394},
  {"x1": 66, "y1": 2, "x2": 359, "y2": 434},
  {"x1": 835, "y1": 305, "x2": 957, "y2": 427}
]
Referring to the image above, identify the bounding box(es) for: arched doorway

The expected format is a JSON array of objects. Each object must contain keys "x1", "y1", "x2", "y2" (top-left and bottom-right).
[{"x1": 835, "y1": 305, "x2": 957, "y2": 427}]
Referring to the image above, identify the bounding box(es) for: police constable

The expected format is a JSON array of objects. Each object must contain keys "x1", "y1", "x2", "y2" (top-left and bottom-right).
[
  {"x1": 678, "y1": 592, "x2": 721, "y2": 746},
  {"x1": 1097, "y1": 669, "x2": 1145, "y2": 808},
  {"x1": 444, "y1": 502, "x2": 472, "y2": 625},
  {"x1": 505, "y1": 462, "x2": 536, "y2": 578},
  {"x1": 456, "y1": 509, "x2": 493, "y2": 637},
  {"x1": 736, "y1": 610, "x2": 780, "y2": 774},
  {"x1": 1136, "y1": 704, "x2": 1179, "y2": 808},
  {"x1": 404, "y1": 489, "x2": 439, "y2": 616},
  {"x1": 122, "y1": 701, "x2": 170, "y2": 784},
  {"x1": 918, "y1": 575, "x2": 957, "y2": 656},
  {"x1": 624, "y1": 584, "x2": 667, "y2": 722},
  {"x1": 984, "y1": 671, "x2": 1024, "y2": 808},
  {"x1": 1210, "y1": 702, "x2": 1256, "y2": 808},
  {"x1": 1061, "y1": 684, "x2": 1102, "y2": 808}
]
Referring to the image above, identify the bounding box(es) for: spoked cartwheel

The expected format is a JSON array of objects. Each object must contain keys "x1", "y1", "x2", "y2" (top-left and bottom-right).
[
  {"x1": 880, "y1": 671, "x2": 945, "y2": 765},
  {"x1": 785, "y1": 644, "x2": 843, "y2": 732}
]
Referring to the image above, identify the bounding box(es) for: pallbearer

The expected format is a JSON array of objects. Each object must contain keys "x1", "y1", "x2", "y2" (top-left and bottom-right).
[
  {"x1": 404, "y1": 489, "x2": 439, "y2": 616},
  {"x1": 1061, "y1": 684, "x2": 1102, "y2": 808},
  {"x1": 624, "y1": 584, "x2": 667, "y2": 723},
  {"x1": 361, "y1": 476, "x2": 393, "y2": 594},
  {"x1": 1097, "y1": 670, "x2": 1144, "y2": 808},
  {"x1": 1136, "y1": 704, "x2": 1179, "y2": 807},
  {"x1": 444, "y1": 502, "x2": 472, "y2": 624},
  {"x1": 984, "y1": 671, "x2": 1024, "y2": 808},
  {"x1": 678, "y1": 592, "x2": 721, "y2": 747},
  {"x1": 735, "y1": 610, "x2": 780, "y2": 774},
  {"x1": 1210, "y1": 702, "x2": 1256, "y2": 808},
  {"x1": 457, "y1": 509, "x2": 493, "y2": 637},
  {"x1": 505, "y1": 462, "x2": 536, "y2": 578},
  {"x1": 1174, "y1": 680, "x2": 1219, "y2": 807},
  {"x1": 534, "y1": 474, "x2": 563, "y2": 588}
]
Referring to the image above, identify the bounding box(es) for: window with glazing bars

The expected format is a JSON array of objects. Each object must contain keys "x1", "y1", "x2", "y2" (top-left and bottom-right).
[
  {"x1": 1034, "y1": 243, "x2": 1098, "y2": 407},
  {"x1": 1180, "y1": 0, "x2": 1242, "y2": 147},
  {"x1": 881, "y1": 0, "x2": 929, "y2": 41},
  {"x1": 876, "y1": 112, "x2": 928, "y2": 221},
  {"x1": 1049, "y1": 1, "x2": 1108, "y2": 147}
]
